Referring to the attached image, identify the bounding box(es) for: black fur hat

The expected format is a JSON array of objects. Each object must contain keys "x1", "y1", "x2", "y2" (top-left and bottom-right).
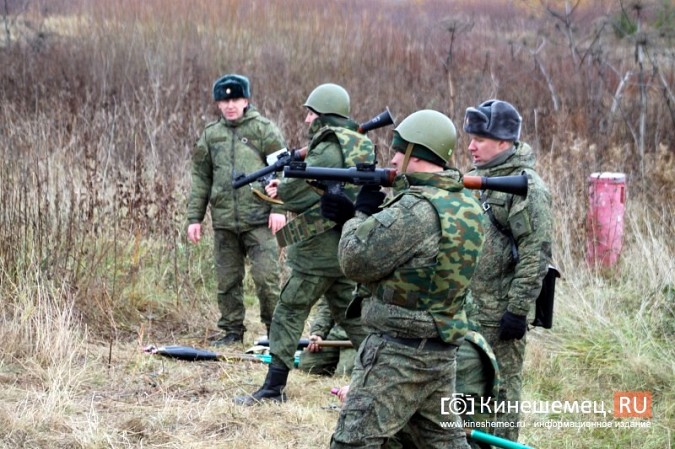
[
  {"x1": 212, "y1": 74, "x2": 251, "y2": 101},
  {"x1": 463, "y1": 99, "x2": 521, "y2": 141}
]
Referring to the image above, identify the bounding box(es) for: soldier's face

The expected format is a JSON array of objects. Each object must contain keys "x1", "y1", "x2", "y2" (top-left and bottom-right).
[
  {"x1": 217, "y1": 98, "x2": 248, "y2": 121},
  {"x1": 305, "y1": 110, "x2": 319, "y2": 125},
  {"x1": 467, "y1": 134, "x2": 511, "y2": 164},
  {"x1": 390, "y1": 152, "x2": 422, "y2": 174}
]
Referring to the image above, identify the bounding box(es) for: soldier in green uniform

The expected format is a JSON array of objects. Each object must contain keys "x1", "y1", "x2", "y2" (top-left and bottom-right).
[
  {"x1": 298, "y1": 298, "x2": 356, "y2": 377},
  {"x1": 323, "y1": 110, "x2": 484, "y2": 449},
  {"x1": 234, "y1": 83, "x2": 373, "y2": 405},
  {"x1": 463, "y1": 99, "x2": 553, "y2": 442},
  {"x1": 187, "y1": 74, "x2": 287, "y2": 346},
  {"x1": 333, "y1": 327, "x2": 501, "y2": 449}
]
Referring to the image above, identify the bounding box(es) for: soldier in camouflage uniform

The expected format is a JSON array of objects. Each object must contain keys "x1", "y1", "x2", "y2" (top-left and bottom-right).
[
  {"x1": 463, "y1": 99, "x2": 553, "y2": 442},
  {"x1": 323, "y1": 110, "x2": 484, "y2": 449},
  {"x1": 233, "y1": 83, "x2": 372, "y2": 405},
  {"x1": 298, "y1": 298, "x2": 356, "y2": 377},
  {"x1": 334, "y1": 327, "x2": 501, "y2": 449},
  {"x1": 187, "y1": 74, "x2": 287, "y2": 346}
]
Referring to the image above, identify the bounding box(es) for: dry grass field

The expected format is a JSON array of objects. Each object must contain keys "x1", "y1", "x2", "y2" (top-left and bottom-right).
[{"x1": 0, "y1": 0, "x2": 673, "y2": 448}]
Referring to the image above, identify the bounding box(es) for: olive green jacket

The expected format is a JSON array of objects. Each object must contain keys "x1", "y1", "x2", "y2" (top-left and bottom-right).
[
  {"x1": 276, "y1": 115, "x2": 373, "y2": 275},
  {"x1": 467, "y1": 142, "x2": 553, "y2": 324},
  {"x1": 187, "y1": 107, "x2": 286, "y2": 231}
]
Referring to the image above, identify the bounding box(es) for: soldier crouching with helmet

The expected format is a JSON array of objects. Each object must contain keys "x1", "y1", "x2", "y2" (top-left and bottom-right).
[{"x1": 320, "y1": 110, "x2": 484, "y2": 449}]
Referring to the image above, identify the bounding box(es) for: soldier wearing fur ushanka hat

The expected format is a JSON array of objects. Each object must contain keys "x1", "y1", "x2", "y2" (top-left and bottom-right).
[
  {"x1": 464, "y1": 99, "x2": 521, "y2": 142},
  {"x1": 212, "y1": 74, "x2": 251, "y2": 101},
  {"x1": 463, "y1": 98, "x2": 554, "y2": 444},
  {"x1": 187, "y1": 72, "x2": 287, "y2": 348}
]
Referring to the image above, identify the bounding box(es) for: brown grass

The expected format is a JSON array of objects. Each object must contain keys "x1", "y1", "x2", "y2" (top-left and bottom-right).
[{"x1": 0, "y1": 0, "x2": 673, "y2": 448}]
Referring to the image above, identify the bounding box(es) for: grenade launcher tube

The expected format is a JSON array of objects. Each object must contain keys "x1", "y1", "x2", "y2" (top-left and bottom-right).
[
  {"x1": 232, "y1": 108, "x2": 395, "y2": 190},
  {"x1": 283, "y1": 164, "x2": 529, "y2": 196}
]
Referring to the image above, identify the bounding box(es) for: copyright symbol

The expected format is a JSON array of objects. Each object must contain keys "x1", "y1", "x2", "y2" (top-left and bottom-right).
[{"x1": 448, "y1": 397, "x2": 468, "y2": 415}]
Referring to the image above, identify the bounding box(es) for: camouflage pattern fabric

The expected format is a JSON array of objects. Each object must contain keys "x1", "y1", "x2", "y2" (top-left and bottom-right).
[
  {"x1": 478, "y1": 324, "x2": 524, "y2": 443},
  {"x1": 383, "y1": 330, "x2": 500, "y2": 449},
  {"x1": 461, "y1": 330, "x2": 501, "y2": 399},
  {"x1": 298, "y1": 298, "x2": 356, "y2": 376},
  {"x1": 339, "y1": 170, "x2": 484, "y2": 344},
  {"x1": 297, "y1": 324, "x2": 356, "y2": 377},
  {"x1": 188, "y1": 107, "x2": 286, "y2": 334},
  {"x1": 214, "y1": 227, "x2": 279, "y2": 334},
  {"x1": 268, "y1": 115, "x2": 374, "y2": 371},
  {"x1": 466, "y1": 142, "x2": 553, "y2": 322},
  {"x1": 466, "y1": 141, "x2": 553, "y2": 442},
  {"x1": 187, "y1": 106, "x2": 287, "y2": 229},
  {"x1": 276, "y1": 124, "x2": 375, "y2": 247},
  {"x1": 331, "y1": 169, "x2": 483, "y2": 448},
  {"x1": 331, "y1": 335, "x2": 468, "y2": 449}
]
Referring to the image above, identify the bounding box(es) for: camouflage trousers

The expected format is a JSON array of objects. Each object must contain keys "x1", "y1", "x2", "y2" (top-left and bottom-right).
[
  {"x1": 330, "y1": 334, "x2": 470, "y2": 449},
  {"x1": 269, "y1": 271, "x2": 367, "y2": 371},
  {"x1": 480, "y1": 324, "x2": 526, "y2": 442},
  {"x1": 383, "y1": 337, "x2": 493, "y2": 449},
  {"x1": 213, "y1": 227, "x2": 280, "y2": 335}
]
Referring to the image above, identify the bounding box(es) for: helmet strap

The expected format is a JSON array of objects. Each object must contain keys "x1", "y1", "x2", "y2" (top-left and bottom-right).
[{"x1": 401, "y1": 142, "x2": 414, "y2": 173}]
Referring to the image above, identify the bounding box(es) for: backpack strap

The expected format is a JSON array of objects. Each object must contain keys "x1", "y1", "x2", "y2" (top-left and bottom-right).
[
  {"x1": 229, "y1": 126, "x2": 266, "y2": 164},
  {"x1": 479, "y1": 190, "x2": 519, "y2": 264}
]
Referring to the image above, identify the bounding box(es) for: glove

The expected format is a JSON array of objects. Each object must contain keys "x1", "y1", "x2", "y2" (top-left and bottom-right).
[
  {"x1": 320, "y1": 190, "x2": 355, "y2": 225},
  {"x1": 498, "y1": 311, "x2": 528, "y2": 340},
  {"x1": 354, "y1": 185, "x2": 386, "y2": 216}
]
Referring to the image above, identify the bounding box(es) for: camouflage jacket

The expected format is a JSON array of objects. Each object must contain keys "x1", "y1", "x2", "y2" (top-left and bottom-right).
[
  {"x1": 187, "y1": 107, "x2": 286, "y2": 231},
  {"x1": 276, "y1": 115, "x2": 374, "y2": 275},
  {"x1": 467, "y1": 141, "x2": 553, "y2": 324},
  {"x1": 338, "y1": 169, "x2": 484, "y2": 344}
]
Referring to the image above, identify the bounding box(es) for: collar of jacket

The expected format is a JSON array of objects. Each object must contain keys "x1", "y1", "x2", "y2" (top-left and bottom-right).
[{"x1": 391, "y1": 168, "x2": 463, "y2": 194}]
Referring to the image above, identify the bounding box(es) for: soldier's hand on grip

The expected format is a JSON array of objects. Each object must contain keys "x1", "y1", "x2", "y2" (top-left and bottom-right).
[
  {"x1": 354, "y1": 185, "x2": 386, "y2": 216},
  {"x1": 320, "y1": 190, "x2": 355, "y2": 225},
  {"x1": 498, "y1": 311, "x2": 528, "y2": 340}
]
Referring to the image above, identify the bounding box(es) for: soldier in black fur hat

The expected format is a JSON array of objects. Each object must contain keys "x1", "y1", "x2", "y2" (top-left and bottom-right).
[
  {"x1": 187, "y1": 74, "x2": 287, "y2": 346},
  {"x1": 463, "y1": 99, "x2": 554, "y2": 442}
]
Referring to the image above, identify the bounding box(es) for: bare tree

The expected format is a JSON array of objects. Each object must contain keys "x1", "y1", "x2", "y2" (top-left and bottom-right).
[{"x1": 541, "y1": 0, "x2": 583, "y2": 66}]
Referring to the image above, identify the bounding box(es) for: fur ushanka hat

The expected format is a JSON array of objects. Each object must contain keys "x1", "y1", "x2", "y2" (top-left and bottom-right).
[{"x1": 463, "y1": 99, "x2": 522, "y2": 142}]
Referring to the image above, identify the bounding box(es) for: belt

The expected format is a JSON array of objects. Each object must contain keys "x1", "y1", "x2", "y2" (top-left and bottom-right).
[{"x1": 381, "y1": 334, "x2": 457, "y2": 351}]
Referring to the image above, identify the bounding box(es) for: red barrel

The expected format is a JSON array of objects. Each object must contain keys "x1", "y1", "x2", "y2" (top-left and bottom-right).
[{"x1": 586, "y1": 172, "x2": 626, "y2": 268}]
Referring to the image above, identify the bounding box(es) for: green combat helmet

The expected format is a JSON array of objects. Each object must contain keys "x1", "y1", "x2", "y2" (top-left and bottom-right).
[
  {"x1": 303, "y1": 83, "x2": 350, "y2": 118},
  {"x1": 395, "y1": 110, "x2": 457, "y2": 161}
]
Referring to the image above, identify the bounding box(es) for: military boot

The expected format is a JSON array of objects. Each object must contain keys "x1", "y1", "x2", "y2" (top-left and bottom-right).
[
  {"x1": 212, "y1": 332, "x2": 243, "y2": 347},
  {"x1": 233, "y1": 364, "x2": 289, "y2": 406}
]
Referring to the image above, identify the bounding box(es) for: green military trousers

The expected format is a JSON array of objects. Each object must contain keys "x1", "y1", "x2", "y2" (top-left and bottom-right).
[
  {"x1": 213, "y1": 226, "x2": 280, "y2": 335},
  {"x1": 480, "y1": 324, "x2": 526, "y2": 442},
  {"x1": 268, "y1": 270, "x2": 367, "y2": 371},
  {"x1": 330, "y1": 334, "x2": 470, "y2": 449}
]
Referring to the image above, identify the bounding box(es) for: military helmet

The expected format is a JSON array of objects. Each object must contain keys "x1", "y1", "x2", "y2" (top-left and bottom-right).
[
  {"x1": 394, "y1": 109, "x2": 457, "y2": 161},
  {"x1": 303, "y1": 83, "x2": 350, "y2": 118}
]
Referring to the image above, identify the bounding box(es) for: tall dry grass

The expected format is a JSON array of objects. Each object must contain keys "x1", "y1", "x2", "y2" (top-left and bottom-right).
[{"x1": 0, "y1": 0, "x2": 673, "y2": 448}]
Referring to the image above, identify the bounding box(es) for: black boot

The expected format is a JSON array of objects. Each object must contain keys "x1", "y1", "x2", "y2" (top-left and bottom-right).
[
  {"x1": 233, "y1": 364, "x2": 289, "y2": 406},
  {"x1": 211, "y1": 332, "x2": 243, "y2": 347}
]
